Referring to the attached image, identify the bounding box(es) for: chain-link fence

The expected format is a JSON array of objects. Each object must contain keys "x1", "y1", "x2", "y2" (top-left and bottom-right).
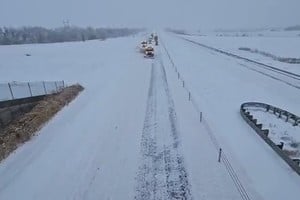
[{"x1": 0, "y1": 81, "x2": 65, "y2": 101}]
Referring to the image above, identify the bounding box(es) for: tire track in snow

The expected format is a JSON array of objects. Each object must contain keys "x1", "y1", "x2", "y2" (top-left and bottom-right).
[{"x1": 135, "y1": 60, "x2": 193, "y2": 200}]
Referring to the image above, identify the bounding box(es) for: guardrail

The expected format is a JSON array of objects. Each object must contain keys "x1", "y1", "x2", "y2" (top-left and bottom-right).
[
  {"x1": 0, "y1": 81, "x2": 65, "y2": 101},
  {"x1": 240, "y1": 102, "x2": 300, "y2": 175}
]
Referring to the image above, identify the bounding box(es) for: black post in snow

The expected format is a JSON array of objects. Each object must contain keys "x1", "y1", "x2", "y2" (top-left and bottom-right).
[{"x1": 218, "y1": 148, "x2": 222, "y2": 163}]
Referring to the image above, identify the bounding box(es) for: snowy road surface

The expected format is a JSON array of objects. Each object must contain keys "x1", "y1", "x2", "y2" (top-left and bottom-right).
[
  {"x1": 0, "y1": 32, "x2": 300, "y2": 200},
  {"x1": 135, "y1": 61, "x2": 192, "y2": 199},
  {"x1": 160, "y1": 32, "x2": 300, "y2": 200}
]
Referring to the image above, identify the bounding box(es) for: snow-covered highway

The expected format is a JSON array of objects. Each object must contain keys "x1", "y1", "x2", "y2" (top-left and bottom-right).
[
  {"x1": 160, "y1": 32, "x2": 300, "y2": 200},
  {"x1": 0, "y1": 32, "x2": 300, "y2": 200}
]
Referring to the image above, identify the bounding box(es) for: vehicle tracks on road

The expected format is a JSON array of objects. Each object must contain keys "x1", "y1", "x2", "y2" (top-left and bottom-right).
[{"x1": 135, "y1": 59, "x2": 193, "y2": 200}]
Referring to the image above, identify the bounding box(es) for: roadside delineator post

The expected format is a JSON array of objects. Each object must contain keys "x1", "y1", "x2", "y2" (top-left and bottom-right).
[
  {"x1": 200, "y1": 112, "x2": 203, "y2": 122},
  {"x1": 189, "y1": 92, "x2": 191, "y2": 101},
  {"x1": 218, "y1": 148, "x2": 222, "y2": 162}
]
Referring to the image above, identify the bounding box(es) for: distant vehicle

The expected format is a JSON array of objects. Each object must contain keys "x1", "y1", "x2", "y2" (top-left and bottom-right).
[
  {"x1": 144, "y1": 46, "x2": 154, "y2": 58},
  {"x1": 141, "y1": 41, "x2": 147, "y2": 47},
  {"x1": 154, "y1": 35, "x2": 158, "y2": 45},
  {"x1": 139, "y1": 41, "x2": 148, "y2": 52}
]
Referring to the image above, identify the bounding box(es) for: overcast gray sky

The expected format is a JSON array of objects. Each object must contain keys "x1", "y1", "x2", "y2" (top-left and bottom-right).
[{"x1": 0, "y1": 0, "x2": 299, "y2": 30}]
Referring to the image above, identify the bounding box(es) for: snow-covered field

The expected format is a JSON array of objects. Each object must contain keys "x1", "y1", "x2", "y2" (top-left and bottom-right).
[
  {"x1": 187, "y1": 29, "x2": 300, "y2": 39},
  {"x1": 0, "y1": 36, "x2": 153, "y2": 199},
  {"x1": 213, "y1": 30, "x2": 300, "y2": 38},
  {"x1": 180, "y1": 33, "x2": 300, "y2": 74},
  {"x1": 0, "y1": 31, "x2": 300, "y2": 200}
]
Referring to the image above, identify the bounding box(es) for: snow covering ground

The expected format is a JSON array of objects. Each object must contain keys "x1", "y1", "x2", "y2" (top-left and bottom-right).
[
  {"x1": 186, "y1": 29, "x2": 300, "y2": 39},
  {"x1": 180, "y1": 34, "x2": 300, "y2": 74},
  {"x1": 0, "y1": 36, "x2": 152, "y2": 200},
  {"x1": 0, "y1": 31, "x2": 300, "y2": 200},
  {"x1": 215, "y1": 30, "x2": 300, "y2": 38},
  {"x1": 245, "y1": 107, "x2": 300, "y2": 160},
  {"x1": 161, "y1": 32, "x2": 300, "y2": 200}
]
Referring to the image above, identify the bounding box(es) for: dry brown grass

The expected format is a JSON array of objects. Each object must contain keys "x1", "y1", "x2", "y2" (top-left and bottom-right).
[{"x1": 0, "y1": 84, "x2": 84, "y2": 161}]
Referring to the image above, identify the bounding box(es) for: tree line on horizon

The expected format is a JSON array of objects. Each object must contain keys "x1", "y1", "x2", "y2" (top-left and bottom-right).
[{"x1": 0, "y1": 26, "x2": 142, "y2": 45}]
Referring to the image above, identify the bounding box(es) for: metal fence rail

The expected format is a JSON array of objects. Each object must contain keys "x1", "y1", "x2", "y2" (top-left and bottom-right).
[
  {"x1": 0, "y1": 81, "x2": 65, "y2": 101},
  {"x1": 242, "y1": 102, "x2": 300, "y2": 126},
  {"x1": 241, "y1": 102, "x2": 300, "y2": 175}
]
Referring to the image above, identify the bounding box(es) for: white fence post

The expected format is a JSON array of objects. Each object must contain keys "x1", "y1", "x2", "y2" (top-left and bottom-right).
[
  {"x1": 28, "y1": 82, "x2": 33, "y2": 96},
  {"x1": 8, "y1": 83, "x2": 14, "y2": 100},
  {"x1": 55, "y1": 82, "x2": 58, "y2": 92},
  {"x1": 43, "y1": 81, "x2": 47, "y2": 95}
]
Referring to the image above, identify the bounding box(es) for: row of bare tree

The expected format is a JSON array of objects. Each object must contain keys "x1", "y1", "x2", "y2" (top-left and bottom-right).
[{"x1": 0, "y1": 26, "x2": 142, "y2": 45}]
